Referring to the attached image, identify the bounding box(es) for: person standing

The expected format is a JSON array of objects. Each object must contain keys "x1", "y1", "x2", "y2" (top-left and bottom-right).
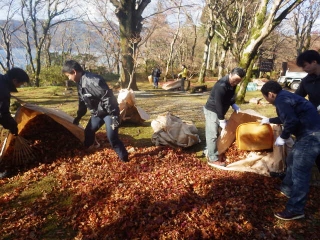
[
  {"x1": 178, "y1": 64, "x2": 188, "y2": 91},
  {"x1": 260, "y1": 81, "x2": 320, "y2": 221},
  {"x1": 295, "y1": 50, "x2": 320, "y2": 171},
  {"x1": 0, "y1": 68, "x2": 30, "y2": 136},
  {"x1": 151, "y1": 65, "x2": 161, "y2": 89},
  {"x1": 204, "y1": 67, "x2": 245, "y2": 166},
  {"x1": 62, "y1": 60, "x2": 129, "y2": 162}
]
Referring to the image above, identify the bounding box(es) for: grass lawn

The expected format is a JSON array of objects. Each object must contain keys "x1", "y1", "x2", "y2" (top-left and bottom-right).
[{"x1": 0, "y1": 78, "x2": 319, "y2": 239}]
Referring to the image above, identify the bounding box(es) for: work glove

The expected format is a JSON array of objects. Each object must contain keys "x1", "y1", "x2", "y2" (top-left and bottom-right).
[
  {"x1": 274, "y1": 136, "x2": 286, "y2": 146},
  {"x1": 9, "y1": 124, "x2": 18, "y2": 136},
  {"x1": 231, "y1": 104, "x2": 240, "y2": 114},
  {"x1": 219, "y1": 119, "x2": 227, "y2": 130},
  {"x1": 260, "y1": 118, "x2": 270, "y2": 125},
  {"x1": 73, "y1": 116, "x2": 81, "y2": 125},
  {"x1": 111, "y1": 116, "x2": 120, "y2": 130},
  {"x1": 317, "y1": 105, "x2": 320, "y2": 112}
]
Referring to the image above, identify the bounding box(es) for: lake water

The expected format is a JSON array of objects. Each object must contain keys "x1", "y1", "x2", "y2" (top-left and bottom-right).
[{"x1": 0, "y1": 47, "x2": 31, "y2": 71}]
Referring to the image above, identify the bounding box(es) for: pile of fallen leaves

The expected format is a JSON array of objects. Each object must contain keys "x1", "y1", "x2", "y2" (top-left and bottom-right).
[
  {"x1": 0, "y1": 114, "x2": 83, "y2": 170},
  {"x1": 0, "y1": 116, "x2": 320, "y2": 239},
  {"x1": 224, "y1": 142, "x2": 272, "y2": 165}
]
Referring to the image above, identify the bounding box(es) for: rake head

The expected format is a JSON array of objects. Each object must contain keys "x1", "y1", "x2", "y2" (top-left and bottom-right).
[
  {"x1": 0, "y1": 128, "x2": 39, "y2": 167},
  {"x1": 12, "y1": 136, "x2": 38, "y2": 165}
]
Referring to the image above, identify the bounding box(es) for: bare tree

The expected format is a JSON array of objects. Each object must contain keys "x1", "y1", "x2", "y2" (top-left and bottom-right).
[
  {"x1": 0, "y1": 0, "x2": 23, "y2": 71},
  {"x1": 291, "y1": 0, "x2": 320, "y2": 56},
  {"x1": 83, "y1": 0, "x2": 122, "y2": 73},
  {"x1": 198, "y1": 0, "x2": 235, "y2": 83},
  {"x1": 19, "y1": 0, "x2": 78, "y2": 86},
  {"x1": 164, "y1": 0, "x2": 183, "y2": 81}
]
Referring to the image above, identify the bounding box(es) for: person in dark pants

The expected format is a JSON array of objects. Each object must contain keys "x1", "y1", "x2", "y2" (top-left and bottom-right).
[
  {"x1": 151, "y1": 65, "x2": 161, "y2": 89},
  {"x1": 178, "y1": 64, "x2": 188, "y2": 91},
  {"x1": 0, "y1": 68, "x2": 30, "y2": 178},
  {"x1": 0, "y1": 68, "x2": 30, "y2": 135},
  {"x1": 295, "y1": 50, "x2": 320, "y2": 172},
  {"x1": 62, "y1": 60, "x2": 128, "y2": 162},
  {"x1": 261, "y1": 81, "x2": 320, "y2": 221}
]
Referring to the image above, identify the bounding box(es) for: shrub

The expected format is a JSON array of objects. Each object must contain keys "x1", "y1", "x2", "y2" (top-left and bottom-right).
[{"x1": 39, "y1": 65, "x2": 67, "y2": 86}]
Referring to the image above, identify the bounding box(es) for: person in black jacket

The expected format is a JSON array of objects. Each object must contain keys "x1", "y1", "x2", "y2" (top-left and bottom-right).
[
  {"x1": 151, "y1": 65, "x2": 161, "y2": 89},
  {"x1": 203, "y1": 67, "x2": 245, "y2": 166},
  {"x1": 295, "y1": 50, "x2": 320, "y2": 172},
  {"x1": 62, "y1": 60, "x2": 128, "y2": 162},
  {"x1": 0, "y1": 68, "x2": 30, "y2": 136}
]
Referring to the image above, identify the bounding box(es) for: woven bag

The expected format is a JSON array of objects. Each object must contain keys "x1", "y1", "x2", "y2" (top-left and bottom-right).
[{"x1": 236, "y1": 122, "x2": 273, "y2": 151}]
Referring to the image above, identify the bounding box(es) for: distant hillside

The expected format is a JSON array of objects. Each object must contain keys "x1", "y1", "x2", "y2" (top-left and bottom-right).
[{"x1": 0, "y1": 19, "x2": 117, "y2": 51}]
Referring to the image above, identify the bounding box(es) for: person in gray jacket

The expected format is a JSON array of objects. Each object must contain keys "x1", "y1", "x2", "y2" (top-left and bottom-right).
[{"x1": 62, "y1": 60, "x2": 128, "y2": 162}]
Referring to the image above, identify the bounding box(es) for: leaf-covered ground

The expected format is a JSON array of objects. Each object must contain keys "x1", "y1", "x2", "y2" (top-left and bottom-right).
[
  {"x1": 1, "y1": 133, "x2": 320, "y2": 239},
  {"x1": 1, "y1": 87, "x2": 320, "y2": 239}
]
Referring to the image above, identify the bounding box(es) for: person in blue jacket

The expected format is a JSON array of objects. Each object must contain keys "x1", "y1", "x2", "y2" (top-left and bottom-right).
[
  {"x1": 62, "y1": 60, "x2": 128, "y2": 162},
  {"x1": 0, "y1": 68, "x2": 30, "y2": 136},
  {"x1": 151, "y1": 65, "x2": 161, "y2": 89},
  {"x1": 260, "y1": 80, "x2": 320, "y2": 221}
]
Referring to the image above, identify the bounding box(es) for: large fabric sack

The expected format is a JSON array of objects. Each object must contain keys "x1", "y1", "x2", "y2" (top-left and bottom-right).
[
  {"x1": 117, "y1": 89, "x2": 149, "y2": 124},
  {"x1": 1, "y1": 103, "x2": 85, "y2": 158},
  {"x1": 217, "y1": 109, "x2": 264, "y2": 154},
  {"x1": 212, "y1": 124, "x2": 286, "y2": 176},
  {"x1": 212, "y1": 109, "x2": 288, "y2": 176},
  {"x1": 162, "y1": 80, "x2": 181, "y2": 90},
  {"x1": 151, "y1": 112, "x2": 200, "y2": 148}
]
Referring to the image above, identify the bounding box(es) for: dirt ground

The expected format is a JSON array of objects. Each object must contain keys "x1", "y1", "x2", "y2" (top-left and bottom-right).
[{"x1": 133, "y1": 89, "x2": 209, "y2": 123}]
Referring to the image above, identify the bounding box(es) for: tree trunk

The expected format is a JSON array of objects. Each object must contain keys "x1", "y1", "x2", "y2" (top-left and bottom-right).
[
  {"x1": 236, "y1": 55, "x2": 256, "y2": 103},
  {"x1": 111, "y1": 0, "x2": 151, "y2": 90},
  {"x1": 164, "y1": 1, "x2": 182, "y2": 81},
  {"x1": 235, "y1": 0, "x2": 303, "y2": 103},
  {"x1": 198, "y1": 25, "x2": 214, "y2": 83}
]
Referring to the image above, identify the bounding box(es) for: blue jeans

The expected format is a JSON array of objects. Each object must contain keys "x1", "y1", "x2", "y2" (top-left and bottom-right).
[
  {"x1": 153, "y1": 77, "x2": 159, "y2": 88},
  {"x1": 203, "y1": 107, "x2": 219, "y2": 161},
  {"x1": 281, "y1": 132, "x2": 320, "y2": 214},
  {"x1": 84, "y1": 114, "x2": 128, "y2": 161}
]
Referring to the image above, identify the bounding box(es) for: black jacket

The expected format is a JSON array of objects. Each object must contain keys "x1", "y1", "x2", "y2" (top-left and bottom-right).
[
  {"x1": 76, "y1": 72, "x2": 119, "y2": 118},
  {"x1": 295, "y1": 73, "x2": 320, "y2": 108},
  {"x1": 0, "y1": 73, "x2": 18, "y2": 134},
  {"x1": 204, "y1": 75, "x2": 236, "y2": 120},
  {"x1": 152, "y1": 68, "x2": 161, "y2": 77}
]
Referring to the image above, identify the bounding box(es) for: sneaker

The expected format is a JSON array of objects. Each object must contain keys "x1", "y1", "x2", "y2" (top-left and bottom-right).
[
  {"x1": 208, "y1": 159, "x2": 226, "y2": 167},
  {"x1": 274, "y1": 210, "x2": 305, "y2": 221}
]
